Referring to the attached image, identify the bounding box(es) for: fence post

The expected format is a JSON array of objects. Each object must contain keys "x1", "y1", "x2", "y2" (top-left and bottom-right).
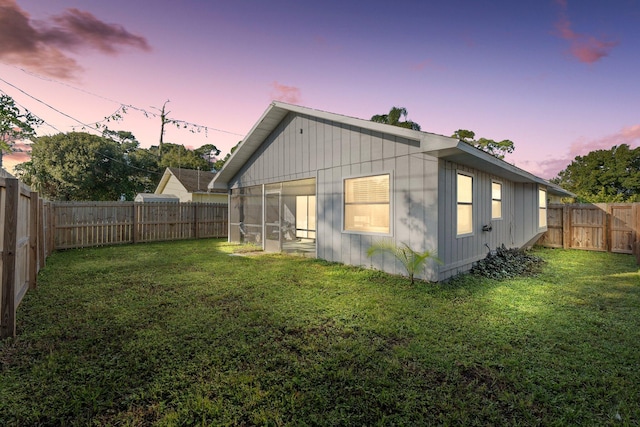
[
  {"x1": 605, "y1": 205, "x2": 612, "y2": 252},
  {"x1": 194, "y1": 203, "x2": 200, "y2": 239},
  {"x1": 1, "y1": 178, "x2": 19, "y2": 339},
  {"x1": 132, "y1": 203, "x2": 139, "y2": 244},
  {"x1": 29, "y1": 191, "x2": 38, "y2": 290},
  {"x1": 38, "y1": 199, "x2": 45, "y2": 268},
  {"x1": 562, "y1": 205, "x2": 570, "y2": 249}
]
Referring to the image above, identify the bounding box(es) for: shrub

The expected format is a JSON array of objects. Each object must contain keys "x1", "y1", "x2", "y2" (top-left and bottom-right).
[{"x1": 470, "y1": 245, "x2": 544, "y2": 280}]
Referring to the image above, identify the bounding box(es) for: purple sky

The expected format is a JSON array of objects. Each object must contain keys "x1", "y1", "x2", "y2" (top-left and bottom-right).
[{"x1": 1, "y1": 0, "x2": 639, "y2": 178}]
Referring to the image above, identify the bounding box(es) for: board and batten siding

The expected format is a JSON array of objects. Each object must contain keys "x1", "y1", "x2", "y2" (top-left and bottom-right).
[
  {"x1": 228, "y1": 112, "x2": 441, "y2": 281},
  {"x1": 437, "y1": 161, "x2": 547, "y2": 280}
]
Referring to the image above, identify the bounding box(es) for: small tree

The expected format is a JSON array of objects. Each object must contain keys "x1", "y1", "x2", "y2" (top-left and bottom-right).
[
  {"x1": 367, "y1": 240, "x2": 439, "y2": 284},
  {"x1": 0, "y1": 94, "x2": 42, "y2": 168},
  {"x1": 371, "y1": 107, "x2": 421, "y2": 131},
  {"x1": 452, "y1": 129, "x2": 514, "y2": 160}
]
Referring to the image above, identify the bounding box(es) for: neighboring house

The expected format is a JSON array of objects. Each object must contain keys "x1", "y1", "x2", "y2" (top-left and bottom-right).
[
  {"x1": 209, "y1": 102, "x2": 572, "y2": 281},
  {"x1": 156, "y1": 167, "x2": 227, "y2": 203}
]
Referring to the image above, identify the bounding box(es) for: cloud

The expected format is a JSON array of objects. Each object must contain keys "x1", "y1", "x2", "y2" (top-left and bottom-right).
[
  {"x1": 270, "y1": 82, "x2": 302, "y2": 104},
  {"x1": 520, "y1": 125, "x2": 640, "y2": 178},
  {"x1": 553, "y1": 0, "x2": 618, "y2": 64},
  {"x1": 0, "y1": 0, "x2": 151, "y2": 79}
]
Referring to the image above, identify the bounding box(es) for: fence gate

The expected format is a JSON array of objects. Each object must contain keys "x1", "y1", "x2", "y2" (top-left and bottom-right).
[{"x1": 539, "y1": 203, "x2": 639, "y2": 255}]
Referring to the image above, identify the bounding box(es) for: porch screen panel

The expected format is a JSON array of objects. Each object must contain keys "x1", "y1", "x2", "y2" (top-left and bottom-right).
[
  {"x1": 344, "y1": 174, "x2": 390, "y2": 234},
  {"x1": 230, "y1": 185, "x2": 263, "y2": 243}
]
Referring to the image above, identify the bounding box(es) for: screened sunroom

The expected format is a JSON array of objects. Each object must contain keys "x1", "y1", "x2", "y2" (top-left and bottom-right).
[{"x1": 229, "y1": 178, "x2": 316, "y2": 255}]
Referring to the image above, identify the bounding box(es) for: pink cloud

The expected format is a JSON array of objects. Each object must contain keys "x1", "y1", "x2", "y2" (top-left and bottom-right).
[
  {"x1": 270, "y1": 82, "x2": 302, "y2": 104},
  {"x1": 521, "y1": 125, "x2": 640, "y2": 179},
  {"x1": 0, "y1": 0, "x2": 150, "y2": 79},
  {"x1": 553, "y1": 0, "x2": 618, "y2": 64}
]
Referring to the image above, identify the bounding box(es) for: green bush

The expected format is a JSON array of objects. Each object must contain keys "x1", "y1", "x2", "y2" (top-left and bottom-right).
[{"x1": 470, "y1": 245, "x2": 544, "y2": 280}]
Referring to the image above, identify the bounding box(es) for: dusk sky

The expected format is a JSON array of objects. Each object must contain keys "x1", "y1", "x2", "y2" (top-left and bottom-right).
[{"x1": 1, "y1": 0, "x2": 639, "y2": 178}]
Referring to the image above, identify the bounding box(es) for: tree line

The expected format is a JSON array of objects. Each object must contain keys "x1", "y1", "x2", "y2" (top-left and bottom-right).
[{"x1": 15, "y1": 131, "x2": 227, "y2": 201}]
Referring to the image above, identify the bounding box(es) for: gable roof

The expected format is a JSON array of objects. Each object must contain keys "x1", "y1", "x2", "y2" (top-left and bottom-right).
[
  {"x1": 157, "y1": 167, "x2": 225, "y2": 194},
  {"x1": 209, "y1": 101, "x2": 573, "y2": 198}
]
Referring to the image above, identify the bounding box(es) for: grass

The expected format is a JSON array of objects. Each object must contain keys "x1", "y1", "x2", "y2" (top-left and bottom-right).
[{"x1": 1, "y1": 240, "x2": 640, "y2": 426}]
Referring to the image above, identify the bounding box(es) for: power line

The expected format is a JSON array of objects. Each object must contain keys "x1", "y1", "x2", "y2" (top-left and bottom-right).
[
  {"x1": 1, "y1": 61, "x2": 245, "y2": 137},
  {"x1": 0, "y1": 78, "x2": 161, "y2": 175}
]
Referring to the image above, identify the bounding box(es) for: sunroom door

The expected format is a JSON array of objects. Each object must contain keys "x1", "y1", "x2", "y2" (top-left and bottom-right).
[{"x1": 265, "y1": 191, "x2": 281, "y2": 252}]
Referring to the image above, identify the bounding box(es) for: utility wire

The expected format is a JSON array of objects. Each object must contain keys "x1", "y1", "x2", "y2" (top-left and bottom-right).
[
  {"x1": 0, "y1": 78, "x2": 161, "y2": 175},
  {"x1": 1, "y1": 61, "x2": 245, "y2": 137}
]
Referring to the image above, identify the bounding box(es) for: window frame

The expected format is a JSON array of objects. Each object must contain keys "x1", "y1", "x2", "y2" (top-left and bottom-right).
[
  {"x1": 456, "y1": 171, "x2": 474, "y2": 237},
  {"x1": 538, "y1": 187, "x2": 547, "y2": 229},
  {"x1": 491, "y1": 180, "x2": 503, "y2": 220},
  {"x1": 342, "y1": 172, "x2": 392, "y2": 235}
]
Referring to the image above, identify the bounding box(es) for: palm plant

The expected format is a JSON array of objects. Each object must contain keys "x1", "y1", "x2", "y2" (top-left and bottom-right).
[
  {"x1": 370, "y1": 106, "x2": 421, "y2": 131},
  {"x1": 366, "y1": 240, "x2": 439, "y2": 284}
]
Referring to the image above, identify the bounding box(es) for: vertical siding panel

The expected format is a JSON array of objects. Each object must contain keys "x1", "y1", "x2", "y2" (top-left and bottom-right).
[
  {"x1": 340, "y1": 168, "x2": 350, "y2": 266},
  {"x1": 383, "y1": 135, "x2": 395, "y2": 159},
  {"x1": 324, "y1": 120, "x2": 333, "y2": 170},
  {"x1": 395, "y1": 136, "x2": 409, "y2": 157},
  {"x1": 393, "y1": 155, "x2": 410, "y2": 277},
  {"x1": 333, "y1": 125, "x2": 344, "y2": 167},
  {"x1": 331, "y1": 166, "x2": 342, "y2": 262},
  {"x1": 309, "y1": 118, "x2": 317, "y2": 172},
  {"x1": 371, "y1": 131, "x2": 383, "y2": 161},
  {"x1": 349, "y1": 126, "x2": 360, "y2": 164},
  {"x1": 361, "y1": 129, "x2": 372, "y2": 163},
  {"x1": 302, "y1": 116, "x2": 310, "y2": 174},
  {"x1": 443, "y1": 162, "x2": 454, "y2": 268},
  {"x1": 315, "y1": 119, "x2": 324, "y2": 171},
  {"x1": 423, "y1": 157, "x2": 439, "y2": 281},
  {"x1": 341, "y1": 126, "x2": 352, "y2": 165},
  {"x1": 317, "y1": 169, "x2": 327, "y2": 260}
]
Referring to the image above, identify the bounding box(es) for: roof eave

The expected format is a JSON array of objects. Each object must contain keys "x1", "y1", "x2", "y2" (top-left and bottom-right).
[{"x1": 423, "y1": 140, "x2": 574, "y2": 197}]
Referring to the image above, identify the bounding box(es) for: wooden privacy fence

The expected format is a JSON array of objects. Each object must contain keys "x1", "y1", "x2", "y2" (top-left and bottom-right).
[
  {"x1": 52, "y1": 201, "x2": 228, "y2": 249},
  {"x1": 1, "y1": 177, "x2": 49, "y2": 338},
  {"x1": 538, "y1": 203, "x2": 640, "y2": 258},
  {"x1": 1, "y1": 180, "x2": 228, "y2": 338}
]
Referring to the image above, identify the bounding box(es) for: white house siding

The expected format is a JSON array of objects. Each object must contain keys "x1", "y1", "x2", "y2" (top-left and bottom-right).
[
  {"x1": 228, "y1": 112, "x2": 441, "y2": 281},
  {"x1": 437, "y1": 160, "x2": 546, "y2": 281}
]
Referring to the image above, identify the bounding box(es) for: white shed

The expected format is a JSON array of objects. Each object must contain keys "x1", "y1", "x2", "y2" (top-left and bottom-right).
[{"x1": 134, "y1": 193, "x2": 180, "y2": 203}]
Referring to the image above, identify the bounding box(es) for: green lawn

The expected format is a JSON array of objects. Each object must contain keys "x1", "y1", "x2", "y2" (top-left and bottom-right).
[{"x1": 1, "y1": 240, "x2": 639, "y2": 426}]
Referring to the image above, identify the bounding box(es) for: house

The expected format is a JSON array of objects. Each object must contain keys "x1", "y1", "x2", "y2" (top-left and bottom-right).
[
  {"x1": 208, "y1": 102, "x2": 572, "y2": 281},
  {"x1": 155, "y1": 167, "x2": 227, "y2": 203}
]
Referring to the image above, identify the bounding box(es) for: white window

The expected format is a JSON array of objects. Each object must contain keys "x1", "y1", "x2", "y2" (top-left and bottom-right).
[
  {"x1": 457, "y1": 173, "x2": 473, "y2": 236},
  {"x1": 539, "y1": 188, "x2": 547, "y2": 228},
  {"x1": 492, "y1": 181, "x2": 502, "y2": 220},
  {"x1": 344, "y1": 174, "x2": 390, "y2": 234}
]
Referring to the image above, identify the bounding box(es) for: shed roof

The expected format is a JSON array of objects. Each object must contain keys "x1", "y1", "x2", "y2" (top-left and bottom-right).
[
  {"x1": 134, "y1": 193, "x2": 180, "y2": 203},
  {"x1": 209, "y1": 101, "x2": 573, "y2": 198},
  {"x1": 156, "y1": 167, "x2": 225, "y2": 195}
]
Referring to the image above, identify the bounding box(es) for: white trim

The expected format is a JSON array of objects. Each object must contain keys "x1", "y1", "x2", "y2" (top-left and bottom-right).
[
  {"x1": 491, "y1": 180, "x2": 503, "y2": 221},
  {"x1": 538, "y1": 186, "x2": 548, "y2": 230},
  {"x1": 456, "y1": 170, "x2": 475, "y2": 237},
  {"x1": 342, "y1": 171, "x2": 393, "y2": 236}
]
